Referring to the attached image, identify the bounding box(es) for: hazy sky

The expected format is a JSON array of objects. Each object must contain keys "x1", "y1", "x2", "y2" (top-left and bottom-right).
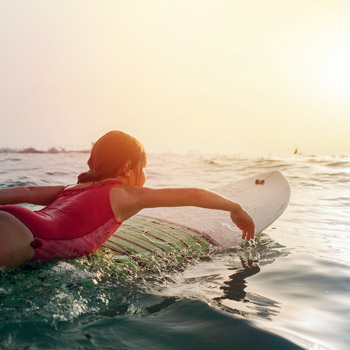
[{"x1": 0, "y1": 0, "x2": 349, "y2": 155}]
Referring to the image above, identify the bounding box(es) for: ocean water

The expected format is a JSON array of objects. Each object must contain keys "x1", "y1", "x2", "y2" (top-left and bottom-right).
[{"x1": 0, "y1": 152, "x2": 349, "y2": 350}]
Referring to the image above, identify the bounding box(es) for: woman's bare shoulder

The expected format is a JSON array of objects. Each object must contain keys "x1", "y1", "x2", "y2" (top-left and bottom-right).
[{"x1": 109, "y1": 185, "x2": 148, "y2": 222}]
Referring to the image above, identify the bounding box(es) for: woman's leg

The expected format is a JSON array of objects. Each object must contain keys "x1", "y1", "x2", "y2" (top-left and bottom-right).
[{"x1": 0, "y1": 211, "x2": 35, "y2": 269}]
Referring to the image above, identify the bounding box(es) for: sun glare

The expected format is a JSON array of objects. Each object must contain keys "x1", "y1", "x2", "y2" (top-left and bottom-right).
[{"x1": 322, "y1": 46, "x2": 350, "y2": 96}]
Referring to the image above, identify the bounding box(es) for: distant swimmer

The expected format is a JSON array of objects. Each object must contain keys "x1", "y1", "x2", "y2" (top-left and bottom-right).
[{"x1": 0, "y1": 131, "x2": 255, "y2": 269}]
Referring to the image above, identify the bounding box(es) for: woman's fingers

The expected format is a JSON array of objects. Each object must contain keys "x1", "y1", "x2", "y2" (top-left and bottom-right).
[
  {"x1": 241, "y1": 220, "x2": 255, "y2": 241},
  {"x1": 242, "y1": 228, "x2": 254, "y2": 241}
]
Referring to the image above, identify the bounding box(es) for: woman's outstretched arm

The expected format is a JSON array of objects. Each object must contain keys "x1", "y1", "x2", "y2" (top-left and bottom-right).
[
  {"x1": 0, "y1": 186, "x2": 65, "y2": 206},
  {"x1": 111, "y1": 186, "x2": 255, "y2": 240}
]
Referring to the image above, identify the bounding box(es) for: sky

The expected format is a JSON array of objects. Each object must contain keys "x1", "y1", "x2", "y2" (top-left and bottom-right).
[{"x1": 0, "y1": 0, "x2": 349, "y2": 155}]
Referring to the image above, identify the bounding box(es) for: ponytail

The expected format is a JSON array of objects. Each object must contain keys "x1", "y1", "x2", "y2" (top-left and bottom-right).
[{"x1": 77, "y1": 171, "x2": 95, "y2": 184}]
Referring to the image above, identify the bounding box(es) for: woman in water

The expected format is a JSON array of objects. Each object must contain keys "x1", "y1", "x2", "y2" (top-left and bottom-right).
[{"x1": 0, "y1": 131, "x2": 255, "y2": 269}]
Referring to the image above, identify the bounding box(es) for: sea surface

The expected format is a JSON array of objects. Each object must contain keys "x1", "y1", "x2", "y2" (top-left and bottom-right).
[{"x1": 0, "y1": 152, "x2": 349, "y2": 350}]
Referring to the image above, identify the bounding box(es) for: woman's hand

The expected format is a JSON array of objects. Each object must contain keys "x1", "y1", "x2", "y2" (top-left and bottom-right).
[{"x1": 230, "y1": 206, "x2": 255, "y2": 241}]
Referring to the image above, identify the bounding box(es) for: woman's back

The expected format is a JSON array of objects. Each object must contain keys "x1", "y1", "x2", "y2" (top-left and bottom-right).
[{"x1": 0, "y1": 179, "x2": 123, "y2": 261}]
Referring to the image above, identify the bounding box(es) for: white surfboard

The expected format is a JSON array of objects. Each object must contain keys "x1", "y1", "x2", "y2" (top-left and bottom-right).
[{"x1": 140, "y1": 170, "x2": 291, "y2": 248}]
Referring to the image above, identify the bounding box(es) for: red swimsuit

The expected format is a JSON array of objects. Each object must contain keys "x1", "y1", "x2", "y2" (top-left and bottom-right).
[{"x1": 0, "y1": 180, "x2": 123, "y2": 262}]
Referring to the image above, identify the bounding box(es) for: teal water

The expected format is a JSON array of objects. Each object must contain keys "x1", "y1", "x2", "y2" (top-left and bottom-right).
[{"x1": 0, "y1": 152, "x2": 349, "y2": 349}]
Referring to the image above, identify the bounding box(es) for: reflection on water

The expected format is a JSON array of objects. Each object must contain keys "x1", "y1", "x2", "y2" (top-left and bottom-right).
[
  {"x1": 215, "y1": 256, "x2": 282, "y2": 321},
  {"x1": 153, "y1": 234, "x2": 290, "y2": 325}
]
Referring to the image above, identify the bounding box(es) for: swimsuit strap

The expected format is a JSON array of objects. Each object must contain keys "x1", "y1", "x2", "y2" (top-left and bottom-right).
[{"x1": 58, "y1": 179, "x2": 123, "y2": 197}]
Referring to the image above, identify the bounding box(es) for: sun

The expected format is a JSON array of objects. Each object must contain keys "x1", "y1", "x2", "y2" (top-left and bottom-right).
[
  {"x1": 321, "y1": 45, "x2": 350, "y2": 96},
  {"x1": 300, "y1": 24, "x2": 350, "y2": 103}
]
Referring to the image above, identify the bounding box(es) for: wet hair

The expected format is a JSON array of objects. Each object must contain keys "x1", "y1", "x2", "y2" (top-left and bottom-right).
[{"x1": 77, "y1": 131, "x2": 146, "y2": 183}]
